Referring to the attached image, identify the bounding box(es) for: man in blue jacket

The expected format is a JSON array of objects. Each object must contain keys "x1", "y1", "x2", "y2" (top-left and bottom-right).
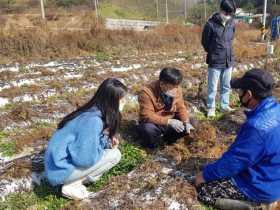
[
  {"x1": 201, "y1": 0, "x2": 236, "y2": 117},
  {"x1": 195, "y1": 68, "x2": 280, "y2": 208}
]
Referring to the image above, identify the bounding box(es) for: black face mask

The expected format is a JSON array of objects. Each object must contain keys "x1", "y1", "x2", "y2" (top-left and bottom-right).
[{"x1": 239, "y1": 90, "x2": 251, "y2": 108}]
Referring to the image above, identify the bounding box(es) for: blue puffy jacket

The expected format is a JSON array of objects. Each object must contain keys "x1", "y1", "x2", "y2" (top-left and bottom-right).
[
  {"x1": 201, "y1": 13, "x2": 235, "y2": 68},
  {"x1": 203, "y1": 96, "x2": 280, "y2": 203}
]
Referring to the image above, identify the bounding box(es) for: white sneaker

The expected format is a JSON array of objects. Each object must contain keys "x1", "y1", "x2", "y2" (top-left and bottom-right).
[
  {"x1": 207, "y1": 108, "x2": 215, "y2": 117},
  {"x1": 221, "y1": 107, "x2": 235, "y2": 113},
  {"x1": 62, "y1": 180, "x2": 92, "y2": 200}
]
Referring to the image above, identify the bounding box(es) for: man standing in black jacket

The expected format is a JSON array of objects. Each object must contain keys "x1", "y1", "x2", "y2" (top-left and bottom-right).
[{"x1": 201, "y1": 0, "x2": 236, "y2": 117}]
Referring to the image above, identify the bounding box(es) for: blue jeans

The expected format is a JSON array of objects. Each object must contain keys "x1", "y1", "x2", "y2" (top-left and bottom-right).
[{"x1": 206, "y1": 67, "x2": 232, "y2": 110}]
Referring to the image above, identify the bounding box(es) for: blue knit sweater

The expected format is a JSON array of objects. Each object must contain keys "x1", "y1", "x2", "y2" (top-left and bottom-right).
[{"x1": 44, "y1": 107, "x2": 110, "y2": 186}]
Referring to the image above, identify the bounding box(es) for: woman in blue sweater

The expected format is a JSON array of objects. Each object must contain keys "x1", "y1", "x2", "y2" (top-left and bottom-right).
[{"x1": 44, "y1": 78, "x2": 128, "y2": 200}]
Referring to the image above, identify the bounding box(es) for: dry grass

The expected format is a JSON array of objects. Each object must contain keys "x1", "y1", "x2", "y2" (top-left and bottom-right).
[{"x1": 0, "y1": 13, "x2": 268, "y2": 63}]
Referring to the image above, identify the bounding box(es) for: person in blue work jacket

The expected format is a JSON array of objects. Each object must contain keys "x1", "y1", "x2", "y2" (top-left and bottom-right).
[
  {"x1": 201, "y1": 0, "x2": 236, "y2": 117},
  {"x1": 44, "y1": 78, "x2": 128, "y2": 200},
  {"x1": 195, "y1": 68, "x2": 280, "y2": 208}
]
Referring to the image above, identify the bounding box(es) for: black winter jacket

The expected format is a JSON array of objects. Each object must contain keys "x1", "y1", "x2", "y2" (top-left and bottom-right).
[{"x1": 201, "y1": 13, "x2": 235, "y2": 68}]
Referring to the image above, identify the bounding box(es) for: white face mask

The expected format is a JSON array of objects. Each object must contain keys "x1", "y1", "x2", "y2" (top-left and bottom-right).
[
  {"x1": 165, "y1": 90, "x2": 176, "y2": 98},
  {"x1": 220, "y1": 13, "x2": 231, "y2": 22},
  {"x1": 119, "y1": 102, "x2": 125, "y2": 112}
]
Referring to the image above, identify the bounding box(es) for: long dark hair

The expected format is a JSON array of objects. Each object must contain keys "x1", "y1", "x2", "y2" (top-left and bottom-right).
[{"x1": 58, "y1": 78, "x2": 128, "y2": 138}]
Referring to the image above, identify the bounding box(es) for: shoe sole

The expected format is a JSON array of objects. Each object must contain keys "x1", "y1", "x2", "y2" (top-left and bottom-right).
[{"x1": 62, "y1": 193, "x2": 84, "y2": 200}]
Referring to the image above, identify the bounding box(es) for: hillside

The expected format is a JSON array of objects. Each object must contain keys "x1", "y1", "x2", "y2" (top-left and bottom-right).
[{"x1": 0, "y1": 0, "x2": 199, "y2": 22}]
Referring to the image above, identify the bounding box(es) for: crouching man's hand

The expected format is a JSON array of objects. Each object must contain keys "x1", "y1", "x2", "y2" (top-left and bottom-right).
[
  {"x1": 169, "y1": 119, "x2": 185, "y2": 132},
  {"x1": 195, "y1": 171, "x2": 206, "y2": 187},
  {"x1": 184, "y1": 121, "x2": 195, "y2": 134}
]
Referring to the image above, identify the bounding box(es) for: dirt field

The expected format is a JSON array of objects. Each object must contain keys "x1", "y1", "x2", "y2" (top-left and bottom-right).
[{"x1": 0, "y1": 13, "x2": 280, "y2": 209}]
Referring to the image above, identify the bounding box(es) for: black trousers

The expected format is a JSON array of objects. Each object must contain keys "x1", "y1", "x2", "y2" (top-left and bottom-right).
[{"x1": 138, "y1": 121, "x2": 187, "y2": 149}]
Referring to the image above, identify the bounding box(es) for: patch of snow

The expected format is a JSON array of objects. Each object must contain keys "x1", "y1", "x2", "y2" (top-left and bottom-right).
[
  {"x1": 258, "y1": 61, "x2": 264, "y2": 66},
  {"x1": 3, "y1": 121, "x2": 33, "y2": 131},
  {"x1": 31, "y1": 172, "x2": 45, "y2": 185},
  {"x1": 184, "y1": 81, "x2": 192, "y2": 89},
  {"x1": 155, "y1": 156, "x2": 169, "y2": 162},
  {"x1": 193, "y1": 55, "x2": 204, "y2": 60},
  {"x1": 132, "y1": 74, "x2": 139, "y2": 80},
  {"x1": 127, "y1": 170, "x2": 135, "y2": 178},
  {"x1": 82, "y1": 83, "x2": 98, "y2": 90},
  {"x1": 191, "y1": 63, "x2": 203, "y2": 69},
  {"x1": 161, "y1": 167, "x2": 173, "y2": 174},
  {"x1": 232, "y1": 67, "x2": 238, "y2": 73},
  {"x1": 155, "y1": 186, "x2": 163, "y2": 195},
  {"x1": 154, "y1": 70, "x2": 161, "y2": 76},
  {"x1": 13, "y1": 94, "x2": 35, "y2": 103},
  {"x1": 108, "y1": 199, "x2": 123, "y2": 208},
  {"x1": 41, "y1": 89, "x2": 59, "y2": 98},
  {"x1": 133, "y1": 64, "x2": 141, "y2": 69},
  {"x1": 11, "y1": 78, "x2": 36, "y2": 87},
  {"x1": 96, "y1": 69, "x2": 107, "y2": 74},
  {"x1": 0, "y1": 178, "x2": 33, "y2": 201},
  {"x1": 174, "y1": 58, "x2": 185, "y2": 62},
  {"x1": 167, "y1": 199, "x2": 188, "y2": 210},
  {"x1": 141, "y1": 74, "x2": 151, "y2": 81},
  {"x1": 0, "y1": 153, "x2": 10, "y2": 162},
  {"x1": 242, "y1": 65, "x2": 248, "y2": 70},
  {"x1": 151, "y1": 61, "x2": 159, "y2": 65},
  {"x1": 8, "y1": 66, "x2": 20, "y2": 72},
  {"x1": 112, "y1": 66, "x2": 134, "y2": 72},
  {"x1": 66, "y1": 87, "x2": 79, "y2": 92},
  {"x1": 63, "y1": 74, "x2": 83, "y2": 79},
  {"x1": 0, "y1": 83, "x2": 12, "y2": 91},
  {"x1": 0, "y1": 97, "x2": 9, "y2": 107},
  {"x1": 143, "y1": 192, "x2": 157, "y2": 202},
  {"x1": 2, "y1": 147, "x2": 34, "y2": 163},
  {"x1": 126, "y1": 95, "x2": 138, "y2": 105}
]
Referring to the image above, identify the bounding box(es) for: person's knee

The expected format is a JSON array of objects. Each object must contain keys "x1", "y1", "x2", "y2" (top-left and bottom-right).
[
  {"x1": 111, "y1": 148, "x2": 122, "y2": 165},
  {"x1": 140, "y1": 122, "x2": 157, "y2": 134}
]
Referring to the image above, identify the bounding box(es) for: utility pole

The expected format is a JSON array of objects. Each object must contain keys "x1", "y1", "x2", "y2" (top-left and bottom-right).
[
  {"x1": 156, "y1": 0, "x2": 159, "y2": 20},
  {"x1": 94, "y1": 0, "x2": 98, "y2": 18},
  {"x1": 203, "y1": 0, "x2": 206, "y2": 19},
  {"x1": 184, "y1": 0, "x2": 187, "y2": 19},
  {"x1": 40, "y1": 0, "x2": 45, "y2": 19},
  {"x1": 261, "y1": 0, "x2": 267, "y2": 41},
  {"x1": 166, "y1": 0, "x2": 169, "y2": 23}
]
